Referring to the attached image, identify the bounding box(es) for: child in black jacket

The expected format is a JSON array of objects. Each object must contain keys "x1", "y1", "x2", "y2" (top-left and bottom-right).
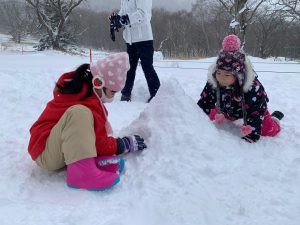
[{"x1": 197, "y1": 35, "x2": 284, "y2": 143}]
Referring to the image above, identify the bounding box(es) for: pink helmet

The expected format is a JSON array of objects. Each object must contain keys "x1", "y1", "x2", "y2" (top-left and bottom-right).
[{"x1": 90, "y1": 52, "x2": 130, "y2": 92}]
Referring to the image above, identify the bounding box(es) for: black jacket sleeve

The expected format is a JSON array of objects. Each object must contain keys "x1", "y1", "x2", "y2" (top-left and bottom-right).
[
  {"x1": 243, "y1": 79, "x2": 269, "y2": 141},
  {"x1": 197, "y1": 82, "x2": 217, "y2": 115}
]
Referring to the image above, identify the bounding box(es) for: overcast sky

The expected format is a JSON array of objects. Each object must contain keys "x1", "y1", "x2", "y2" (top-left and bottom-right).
[{"x1": 85, "y1": 0, "x2": 196, "y2": 12}]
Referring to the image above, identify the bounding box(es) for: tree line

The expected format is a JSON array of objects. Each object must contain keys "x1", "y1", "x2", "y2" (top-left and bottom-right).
[{"x1": 0, "y1": 0, "x2": 299, "y2": 59}]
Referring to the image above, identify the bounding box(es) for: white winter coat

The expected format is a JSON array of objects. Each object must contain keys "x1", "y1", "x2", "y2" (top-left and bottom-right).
[{"x1": 119, "y1": 0, "x2": 154, "y2": 44}]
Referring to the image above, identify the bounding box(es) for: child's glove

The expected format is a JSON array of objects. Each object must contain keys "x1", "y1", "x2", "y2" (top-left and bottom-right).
[
  {"x1": 215, "y1": 113, "x2": 225, "y2": 125},
  {"x1": 208, "y1": 108, "x2": 225, "y2": 125},
  {"x1": 242, "y1": 133, "x2": 260, "y2": 143},
  {"x1": 116, "y1": 135, "x2": 147, "y2": 155},
  {"x1": 240, "y1": 125, "x2": 253, "y2": 136},
  {"x1": 208, "y1": 108, "x2": 218, "y2": 121}
]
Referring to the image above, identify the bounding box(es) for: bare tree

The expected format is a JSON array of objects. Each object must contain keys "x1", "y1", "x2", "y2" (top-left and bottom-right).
[
  {"x1": 250, "y1": 6, "x2": 288, "y2": 57},
  {"x1": 5, "y1": 1, "x2": 294, "y2": 59},
  {"x1": 191, "y1": 0, "x2": 215, "y2": 54},
  {"x1": 216, "y1": 0, "x2": 266, "y2": 48},
  {"x1": 271, "y1": 0, "x2": 300, "y2": 20},
  {"x1": 152, "y1": 9, "x2": 181, "y2": 57},
  {"x1": 66, "y1": 4, "x2": 300, "y2": 59},
  {"x1": 0, "y1": 1, "x2": 35, "y2": 43},
  {"x1": 25, "y1": 0, "x2": 85, "y2": 50}
]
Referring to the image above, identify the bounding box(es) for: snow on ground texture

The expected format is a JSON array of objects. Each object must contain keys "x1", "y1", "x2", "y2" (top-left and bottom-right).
[{"x1": 0, "y1": 50, "x2": 300, "y2": 225}]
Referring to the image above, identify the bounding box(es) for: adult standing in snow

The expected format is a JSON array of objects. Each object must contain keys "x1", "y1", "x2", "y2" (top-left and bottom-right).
[
  {"x1": 197, "y1": 35, "x2": 284, "y2": 143},
  {"x1": 109, "y1": 0, "x2": 160, "y2": 103},
  {"x1": 28, "y1": 52, "x2": 147, "y2": 191}
]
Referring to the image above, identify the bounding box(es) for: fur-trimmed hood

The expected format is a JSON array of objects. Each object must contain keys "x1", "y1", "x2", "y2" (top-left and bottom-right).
[{"x1": 207, "y1": 56, "x2": 256, "y2": 92}]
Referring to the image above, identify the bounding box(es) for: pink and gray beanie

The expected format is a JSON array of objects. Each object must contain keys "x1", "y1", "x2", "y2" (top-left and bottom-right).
[
  {"x1": 90, "y1": 52, "x2": 130, "y2": 92},
  {"x1": 216, "y1": 35, "x2": 246, "y2": 86}
]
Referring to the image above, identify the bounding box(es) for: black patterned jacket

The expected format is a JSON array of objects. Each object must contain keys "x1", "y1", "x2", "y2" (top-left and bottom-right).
[{"x1": 197, "y1": 58, "x2": 269, "y2": 140}]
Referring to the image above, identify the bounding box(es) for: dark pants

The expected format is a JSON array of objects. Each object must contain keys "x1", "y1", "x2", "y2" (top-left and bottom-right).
[{"x1": 121, "y1": 40, "x2": 160, "y2": 97}]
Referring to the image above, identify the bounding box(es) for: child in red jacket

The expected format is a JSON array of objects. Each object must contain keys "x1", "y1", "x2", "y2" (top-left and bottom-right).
[{"x1": 28, "y1": 52, "x2": 146, "y2": 191}]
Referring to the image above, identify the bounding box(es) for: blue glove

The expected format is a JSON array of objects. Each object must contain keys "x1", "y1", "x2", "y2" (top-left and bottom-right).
[{"x1": 116, "y1": 135, "x2": 147, "y2": 155}]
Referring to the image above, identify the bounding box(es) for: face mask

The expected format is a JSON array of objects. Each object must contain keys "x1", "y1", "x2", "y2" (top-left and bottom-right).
[{"x1": 100, "y1": 89, "x2": 114, "y2": 103}]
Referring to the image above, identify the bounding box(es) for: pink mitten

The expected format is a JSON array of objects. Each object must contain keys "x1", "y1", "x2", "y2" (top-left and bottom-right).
[
  {"x1": 240, "y1": 125, "x2": 253, "y2": 136},
  {"x1": 215, "y1": 113, "x2": 225, "y2": 125},
  {"x1": 209, "y1": 108, "x2": 218, "y2": 121}
]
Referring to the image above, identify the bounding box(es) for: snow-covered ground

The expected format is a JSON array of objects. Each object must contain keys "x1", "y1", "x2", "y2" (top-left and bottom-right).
[{"x1": 0, "y1": 46, "x2": 300, "y2": 225}]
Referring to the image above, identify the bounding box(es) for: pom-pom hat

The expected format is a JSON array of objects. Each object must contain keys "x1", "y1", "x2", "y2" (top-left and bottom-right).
[
  {"x1": 90, "y1": 52, "x2": 130, "y2": 92},
  {"x1": 216, "y1": 35, "x2": 246, "y2": 86},
  {"x1": 222, "y1": 34, "x2": 241, "y2": 52}
]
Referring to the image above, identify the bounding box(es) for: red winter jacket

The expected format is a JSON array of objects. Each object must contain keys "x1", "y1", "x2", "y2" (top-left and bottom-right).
[{"x1": 28, "y1": 71, "x2": 117, "y2": 160}]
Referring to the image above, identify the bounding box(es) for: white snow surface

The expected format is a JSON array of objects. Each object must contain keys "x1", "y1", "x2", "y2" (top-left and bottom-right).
[{"x1": 0, "y1": 49, "x2": 300, "y2": 225}]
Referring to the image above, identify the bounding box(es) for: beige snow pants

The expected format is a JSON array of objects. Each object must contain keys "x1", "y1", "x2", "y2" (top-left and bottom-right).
[{"x1": 35, "y1": 105, "x2": 97, "y2": 171}]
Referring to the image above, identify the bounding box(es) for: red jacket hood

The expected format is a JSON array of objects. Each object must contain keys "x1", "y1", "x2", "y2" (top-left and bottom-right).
[{"x1": 54, "y1": 71, "x2": 88, "y2": 102}]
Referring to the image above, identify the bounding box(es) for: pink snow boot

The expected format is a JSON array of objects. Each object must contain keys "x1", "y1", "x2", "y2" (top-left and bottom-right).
[
  {"x1": 261, "y1": 110, "x2": 281, "y2": 137},
  {"x1": 66, "y1": 158, "x2": 120, "y2": 191},
  {"x1": 95, "y1": 156, "x2": 125, "y2": 174}
]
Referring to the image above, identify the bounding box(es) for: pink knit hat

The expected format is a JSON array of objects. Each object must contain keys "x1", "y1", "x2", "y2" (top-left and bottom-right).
[
  {"x1": 222, "y1": 34, "x2": 241, "y2": 52},
  {"x1": 216, "y1": 35, "x2": 246, "y2": 86},
  {"x1": 90, "y1": 52, "x2": 129, "y2": 92}
]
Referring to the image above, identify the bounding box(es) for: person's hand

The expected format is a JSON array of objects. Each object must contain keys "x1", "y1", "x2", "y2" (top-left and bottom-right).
[
  {"x1": 215, "y1": 113, "x2": 225, "y2": 125},
  {"x1": 110, "y1": 13, "x2": 130, "y2": 29},
  {"x1": 116, "y1": 135, "x2": 147, "y2": 155},
  {"x1": 208, "y1": 108, "x2": 225, "y2": 125},
  {"x1": 109, "y1": 12, "x2": 122, "y2": 42},
  {"x1": 109, "y1": 12, "x2": 118, "y2": 21},
  {"x1": 208, "y1": 108, "x2": 218, "y2": 121},
  {"x1": 120, "y1": 15, "x2": 130, "y2": 25},
  {"x1": 240, "y1": 125, "x2": 252, "y2": 136},
  {"x1": 242, "y1": 133, "x2": 260, "y2": 143},
  {"x1": 110, "y1": 13, "x2": 122, "y2": 31}
]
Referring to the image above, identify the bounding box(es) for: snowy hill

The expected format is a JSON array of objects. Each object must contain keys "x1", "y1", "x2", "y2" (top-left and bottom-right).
[{"x1": 0, "y1": 49, "x2": 300, "y2": 225}]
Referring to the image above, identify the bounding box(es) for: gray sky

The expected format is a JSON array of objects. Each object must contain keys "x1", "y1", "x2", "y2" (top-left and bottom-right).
[{"x1": 85, "y1": 0, "x2": 196, "y2": 12}]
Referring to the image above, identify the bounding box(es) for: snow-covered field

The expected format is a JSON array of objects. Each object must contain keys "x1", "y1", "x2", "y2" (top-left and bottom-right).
[{"x1": 0, "y1": 46, "x2": 300, "y2": 225}]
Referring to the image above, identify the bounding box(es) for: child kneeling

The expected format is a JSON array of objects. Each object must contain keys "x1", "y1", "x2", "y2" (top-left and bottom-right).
[
  {"x1": 198, "y1": 35, "x2": 284, "y2": 143},
  {"x1": 28, "y1": 53, "x2": 147, "y2": 191}
]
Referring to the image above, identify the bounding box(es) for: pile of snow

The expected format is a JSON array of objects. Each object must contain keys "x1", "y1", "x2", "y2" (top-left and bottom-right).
[{"x1": 0, "y1": 49, "x2": 300, "y2": 225}]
